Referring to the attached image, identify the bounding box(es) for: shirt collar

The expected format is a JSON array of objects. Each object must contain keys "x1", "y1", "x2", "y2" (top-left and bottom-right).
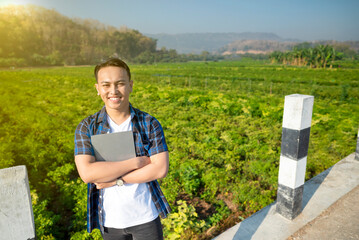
[
  {"x1": 129, "y1": 104, "x2": 136, "y2": 121},
  {"x1": 96, "y1": 104, "x2": 136, "y2": 124},
  {"x1": 96, "y1": 106, "x2": 107, "y2": 124}
]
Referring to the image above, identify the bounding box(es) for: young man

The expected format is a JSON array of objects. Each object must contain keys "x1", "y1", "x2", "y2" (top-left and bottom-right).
[{"x1": 74, "y1": 58, "x2": 171, "y2": 240}]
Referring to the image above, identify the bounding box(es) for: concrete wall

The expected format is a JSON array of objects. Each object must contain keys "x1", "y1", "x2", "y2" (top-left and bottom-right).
[{"x1": 0, "y1": 165, "x2": 35, "y2": 240}]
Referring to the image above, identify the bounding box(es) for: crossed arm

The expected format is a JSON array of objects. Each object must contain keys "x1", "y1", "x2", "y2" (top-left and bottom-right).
[{"x1": 74, "y1": 151, "x2": 169, "y2": 189}]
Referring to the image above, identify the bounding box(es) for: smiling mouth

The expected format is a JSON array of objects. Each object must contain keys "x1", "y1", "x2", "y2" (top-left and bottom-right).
[{"x1": 108, "y1": 97, "x2": 121, "y2": 102}]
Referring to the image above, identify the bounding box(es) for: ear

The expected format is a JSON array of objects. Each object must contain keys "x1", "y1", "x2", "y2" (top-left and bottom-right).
[
  {"x1": 95, "y1": 83, "x2": 100, "y2": 95},
  {"x1": 129, "y1": 80, "x2": 134, "y2": 93}
]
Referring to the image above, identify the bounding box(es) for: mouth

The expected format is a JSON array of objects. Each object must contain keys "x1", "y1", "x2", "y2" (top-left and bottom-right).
[{"x1": 108, "y1": 96, "x2": 121, "y2": 102}]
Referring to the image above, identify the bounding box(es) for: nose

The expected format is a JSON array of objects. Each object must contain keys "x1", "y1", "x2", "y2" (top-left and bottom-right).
[{"x1": 110, "y1": 84, "x2": 118, "y2": 94}]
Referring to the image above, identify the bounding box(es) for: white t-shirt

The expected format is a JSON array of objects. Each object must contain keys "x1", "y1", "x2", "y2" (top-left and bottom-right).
[{"x1": 102, "y1": 115, "x2": 158, "y2": 228}]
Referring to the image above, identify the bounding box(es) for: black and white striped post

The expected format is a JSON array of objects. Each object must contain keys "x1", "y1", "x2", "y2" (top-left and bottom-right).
[
  {"x1": 276, "y1": 94, "x2": 314, "y2": 220},
  {"x1": 355, "y1": 128, "x2": 359, "y2": 161}
]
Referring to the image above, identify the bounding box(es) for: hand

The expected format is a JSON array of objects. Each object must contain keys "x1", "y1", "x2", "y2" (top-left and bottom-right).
[
  {"x1": 94, "y1": 180, "x2": 116, "y2": 189},
  {"x1": 135, "y1": 156, "x2": 151, "y2": 168}
]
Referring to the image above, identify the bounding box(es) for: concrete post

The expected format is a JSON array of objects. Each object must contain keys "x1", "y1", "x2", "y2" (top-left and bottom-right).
[
  {"x1": 0, "y1": 165, "x2": 35, "y2": 240},
  {"x1": 355, "y1": 128, "x2": 359, "y2": 161},
  {"x1": 276, "y1": 94, "x2": 314, "y2": 220}
]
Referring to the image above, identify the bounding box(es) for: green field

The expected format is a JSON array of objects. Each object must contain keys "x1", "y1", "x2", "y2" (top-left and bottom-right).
[{"x1": 0, "y1": 59, "x2": 358, "y2": 239}]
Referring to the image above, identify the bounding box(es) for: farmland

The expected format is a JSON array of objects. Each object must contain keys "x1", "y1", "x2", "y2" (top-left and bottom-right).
[{"x1": 0, "y1": 59, "x2": 358, "y2": 239}]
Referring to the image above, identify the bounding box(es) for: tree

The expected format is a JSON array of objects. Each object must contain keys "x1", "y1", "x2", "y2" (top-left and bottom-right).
[
  {"x1": 0, "y1": 5, "x2": 159, "y2": 66},
  {"x1": 113, "y1": 29, "x2": 156, "y2": 61},
  {"x1": 270, "y1": 44, "x2": 344, "y2": 68}
]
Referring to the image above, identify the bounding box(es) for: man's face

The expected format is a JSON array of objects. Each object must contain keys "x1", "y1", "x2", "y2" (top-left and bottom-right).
[{"x1": 95, "y1": 66, "x2": 133, "y2": 112}]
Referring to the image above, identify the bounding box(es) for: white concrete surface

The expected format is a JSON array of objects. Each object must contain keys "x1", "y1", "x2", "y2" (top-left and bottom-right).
[
  {"x1": 0, "y1": 165, "x2": 35, "y2": 240},
  {"x1": 278, "y1": 156, "x2": 307, "y2": 189},
  {"x1": 282, "y1": 94, "x2": 314, "y2": 130},
  {"x1": 289, "y1": 185, "x2": 359, "y2": 240},
  {"x1": 214, "y1": 153, "x2": 359, "y2": 240}
]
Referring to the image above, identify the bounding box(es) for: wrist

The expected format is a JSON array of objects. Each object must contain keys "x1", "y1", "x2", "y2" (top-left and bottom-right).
[{"x1": 116, "y1": 177, "x2": 125, "y2": 186}]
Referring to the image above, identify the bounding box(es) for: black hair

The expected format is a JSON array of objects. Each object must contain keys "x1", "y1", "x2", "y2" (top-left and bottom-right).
[{"x1": 94, "y1": 58, "x2": 131, "y2": 81}]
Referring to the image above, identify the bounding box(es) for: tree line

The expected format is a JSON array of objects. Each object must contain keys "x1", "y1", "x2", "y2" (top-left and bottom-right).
[
  {"x1": 0, "y1": 5, "x2": 223, "y2": 67},
  {"x1": 1, "y1": 5, "x2": 357, "y2": 68},
  {"x1": 269, "y1": 44, "x2": 346, "y2": 68}
]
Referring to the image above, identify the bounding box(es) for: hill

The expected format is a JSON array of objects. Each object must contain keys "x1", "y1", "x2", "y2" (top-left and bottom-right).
[
  {"x1": 1, "y1": 4, "x2": 357, "y2": 66},
  {"x1": 146, "y1": 32, "x2": 359, "y2": 56},
  {"x1": 219, "y1": 39, "x2": 359, "y2": 56},
  {"x1": 145, "y1": 32, "x2": 293, "y2": 54},
  {"x1": 0, "y1": 5, "x2": 156, "y2": 66},
  {"x1": 217, "y1": 40, "x2": 297, "y2": 55}
]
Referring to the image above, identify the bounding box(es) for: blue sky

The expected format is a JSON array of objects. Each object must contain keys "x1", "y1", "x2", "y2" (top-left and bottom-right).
[{"x1": 1, "y1": 0, "x2": 358, "y2": 41}]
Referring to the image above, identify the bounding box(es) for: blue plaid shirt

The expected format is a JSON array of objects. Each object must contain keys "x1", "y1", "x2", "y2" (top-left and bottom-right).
[{"x1": 74, "y1": 104, "x2": 171, "y2": 233}]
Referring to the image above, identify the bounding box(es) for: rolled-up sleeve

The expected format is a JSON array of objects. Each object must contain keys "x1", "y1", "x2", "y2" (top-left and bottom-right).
[
  {"x1": 148, "y1": 118, "x2": 168, "y2": 156},
  {"x1": 74, "y1": 119, "x2": 95, "y2": 156}
]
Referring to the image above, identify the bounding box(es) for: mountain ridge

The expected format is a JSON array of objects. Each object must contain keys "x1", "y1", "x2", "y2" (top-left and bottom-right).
[
  {"x1": 145, "y1": 32, "x2": 301, "y2": 54},
  {"x1": 145, "y1": 32, "x2": 359, "y2": 55}
]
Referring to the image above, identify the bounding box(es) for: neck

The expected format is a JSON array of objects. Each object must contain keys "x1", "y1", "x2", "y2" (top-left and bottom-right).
[{"x1": 106, "y1": 105, "x2": 131, "y2": 126}]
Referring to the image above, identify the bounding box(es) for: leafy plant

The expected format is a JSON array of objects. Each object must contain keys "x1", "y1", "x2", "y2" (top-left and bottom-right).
[{"x1": 162, "y1": 200, "x2": 206, "y2": 239}]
